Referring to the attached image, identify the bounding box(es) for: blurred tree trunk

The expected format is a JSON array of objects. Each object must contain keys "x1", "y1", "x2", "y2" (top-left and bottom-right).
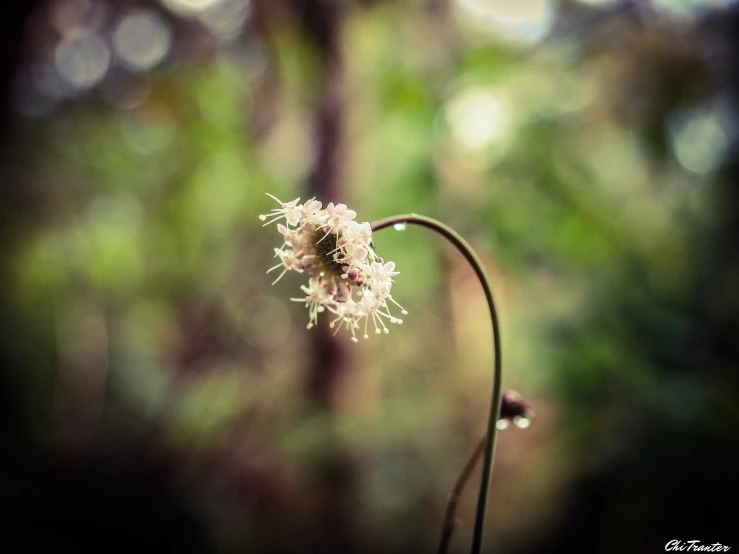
[
  {"x1": 295, "y1": 1, "x2": 360, "y2": 552},
  {"x1": 251, "y1": 1, "x2": 359, "y2": 550}
]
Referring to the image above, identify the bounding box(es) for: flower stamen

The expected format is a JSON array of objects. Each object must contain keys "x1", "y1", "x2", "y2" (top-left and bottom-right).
[{"x1": 261, "y1": 194, "x2": 405, "y2": 340}]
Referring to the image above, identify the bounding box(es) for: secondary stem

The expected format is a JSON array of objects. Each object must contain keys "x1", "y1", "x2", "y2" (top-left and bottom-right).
[
  {"x1": 437, "y1": 435, "x2": 486, "y2": 554},
  {"x1": 370, "y1": 214, "x2": 504, "y2": 554}
]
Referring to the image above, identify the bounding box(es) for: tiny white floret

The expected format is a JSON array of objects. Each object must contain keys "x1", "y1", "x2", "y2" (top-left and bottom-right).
[{"x1": 260, "y1": 194, "x2": 405, "y2": 340}]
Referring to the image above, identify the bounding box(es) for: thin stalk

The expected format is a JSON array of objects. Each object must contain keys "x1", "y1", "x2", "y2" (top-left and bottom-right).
[
  {"x1": 370, "y1": 214, "x2": 504, "y2": 554},
  {"x1": 437, "y1": 435, "x2": 486, "y2": 554}
]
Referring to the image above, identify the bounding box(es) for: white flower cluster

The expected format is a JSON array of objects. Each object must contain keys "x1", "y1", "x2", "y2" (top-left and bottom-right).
[{"x1": 260, "y1": 194, "x2": 407, "y2": 342}]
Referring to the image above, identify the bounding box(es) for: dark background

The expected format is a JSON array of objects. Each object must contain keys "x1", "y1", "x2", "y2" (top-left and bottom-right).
[{"x1": 1, "y1": 1, "x2": 738, "y2": 553}]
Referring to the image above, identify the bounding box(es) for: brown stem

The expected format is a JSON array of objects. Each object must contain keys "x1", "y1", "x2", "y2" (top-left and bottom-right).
[{"x1": 437, "y1": 435, "x2": 486, "y2": 554}]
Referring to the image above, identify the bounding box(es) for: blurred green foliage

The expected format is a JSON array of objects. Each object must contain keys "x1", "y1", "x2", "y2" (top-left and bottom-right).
[{"x1": 3, "y1": 1, "x2": 738, "y2": 553}]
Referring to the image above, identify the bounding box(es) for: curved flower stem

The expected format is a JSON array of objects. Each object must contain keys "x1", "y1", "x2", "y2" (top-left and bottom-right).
[{"x1": 370, "y1": 214, "x2": 504, "y2": 554}]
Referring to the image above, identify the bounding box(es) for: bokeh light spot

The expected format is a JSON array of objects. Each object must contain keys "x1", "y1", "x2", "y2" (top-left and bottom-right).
[
  {"x1": 650, "y1": 0, "x2": 734, "y2": 21},
  {"x1": 576, "y1": 0, "x2": 619, "y2": 5},
  {"x1": 54, "y1": 32, "x2": 110, "y2": 90},
  {"x1": 456, "y1": 0, "x2": 555, "y2": 45},
  {"x1": 113, "y1": 10, "x2": 172, "y2": 72},
  {"x1": 668, "y1": 103, "x2": 729, "y2": 175},
  {"x1": 161, "y1": 0, "x2": 222, "y2": 16},
  {"x1": 198, "y1": 0, "x2": 250, "y2": 40},
  {"x1": 446, "y1": 88, "x2": 512, "y2": 151},
  {"x1": 34, "y1": 61, "x2": 77, "y2": 99}
]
